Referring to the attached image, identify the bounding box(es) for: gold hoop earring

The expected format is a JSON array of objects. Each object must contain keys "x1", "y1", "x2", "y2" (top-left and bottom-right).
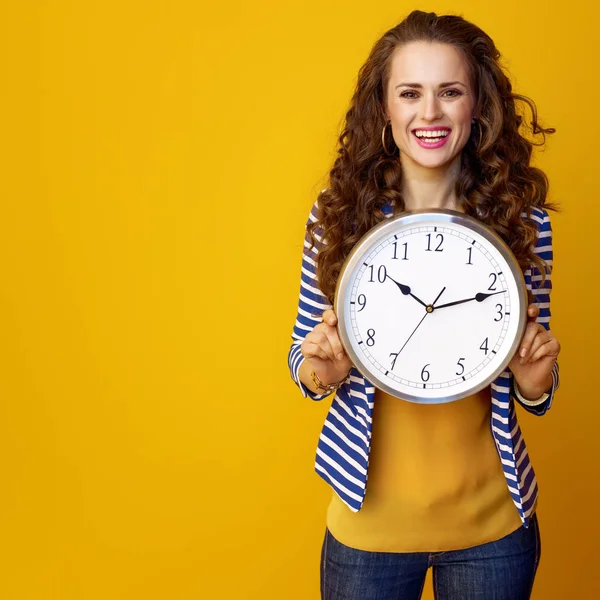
[{"x1": 381, "y1": 121, "x2": 396, "y2": 156}]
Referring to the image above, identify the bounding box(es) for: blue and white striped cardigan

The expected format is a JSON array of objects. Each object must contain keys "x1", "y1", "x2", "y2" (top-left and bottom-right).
[{"x1": 288, "y1": 199, "x2": 559, "y2": 528}]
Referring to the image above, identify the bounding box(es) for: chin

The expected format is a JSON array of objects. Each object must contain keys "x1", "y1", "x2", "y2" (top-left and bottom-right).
[
  {"x1": 406, "y1": 154, "x2": 455, "y2": 170},
  {"x1": 404, "y1": 145, "x2": 465, "y2": 169}
]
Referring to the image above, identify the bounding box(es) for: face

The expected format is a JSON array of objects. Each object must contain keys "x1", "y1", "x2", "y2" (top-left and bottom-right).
[{"x1": 385, "y1": 42, "x2": 476, "y2": 171}]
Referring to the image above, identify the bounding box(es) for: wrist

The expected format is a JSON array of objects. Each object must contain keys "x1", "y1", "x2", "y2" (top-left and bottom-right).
[
  {"x1": 513, "y1": 375, "x2": 552, "y2": 404},
  {"x1": 311, "y1": 369, "x2": 351, "y2": 394}
]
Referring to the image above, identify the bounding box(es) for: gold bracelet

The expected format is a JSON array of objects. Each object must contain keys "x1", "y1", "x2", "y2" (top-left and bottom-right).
[{"x1": 310, "y1": 370, "x2": 350, "y2": 394}]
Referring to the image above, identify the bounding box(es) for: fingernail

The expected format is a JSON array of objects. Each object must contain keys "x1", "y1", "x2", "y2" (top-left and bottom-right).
[
  {"x1": 337, "y1": 353, "x2": 344, "y2": 360},
  {"x1": 520, "y1": 348, "x2": 527, "y2": 357}
]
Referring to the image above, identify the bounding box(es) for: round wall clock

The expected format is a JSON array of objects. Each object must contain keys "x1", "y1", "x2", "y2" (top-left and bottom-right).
[{"x1": 334, "y1": 209, "x2": 528, "y2": 403}]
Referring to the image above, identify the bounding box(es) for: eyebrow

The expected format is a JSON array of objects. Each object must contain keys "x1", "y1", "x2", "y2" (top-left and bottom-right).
[{"x1": 394, "y1": 81, "x2": 467, "y2": 90}]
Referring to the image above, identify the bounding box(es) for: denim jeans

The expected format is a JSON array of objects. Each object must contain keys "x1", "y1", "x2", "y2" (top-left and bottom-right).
[{"x1": 320, "y1": 513, "x2": 541, "y2": 599}]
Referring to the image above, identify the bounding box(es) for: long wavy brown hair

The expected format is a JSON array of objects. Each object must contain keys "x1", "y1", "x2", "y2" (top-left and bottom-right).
[{"x1": 308, "y1": 10, "x2": 557, "y2": 304}]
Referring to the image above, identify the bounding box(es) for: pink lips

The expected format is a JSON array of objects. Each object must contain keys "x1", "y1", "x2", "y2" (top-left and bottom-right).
[{"x1": 412, "y1": 127, "x2": 451, "y2": 149}]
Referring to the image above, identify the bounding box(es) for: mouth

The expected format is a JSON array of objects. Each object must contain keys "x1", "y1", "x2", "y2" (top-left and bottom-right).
[
  {"x1": 412, "y1": 128, "x2": 451, "y2": 144},
  {"x1": 411, "y1": 127, "x2": 452, "y2": 149}
]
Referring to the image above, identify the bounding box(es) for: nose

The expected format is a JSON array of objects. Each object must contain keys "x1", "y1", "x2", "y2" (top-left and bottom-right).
[{"x1": 422, "y1": 93, "x2": 442, "y2": 122}]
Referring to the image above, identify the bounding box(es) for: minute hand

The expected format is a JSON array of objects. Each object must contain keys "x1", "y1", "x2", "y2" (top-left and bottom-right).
[{"x1": 434, "y1": 290, "x2": 505, "y2": 310}]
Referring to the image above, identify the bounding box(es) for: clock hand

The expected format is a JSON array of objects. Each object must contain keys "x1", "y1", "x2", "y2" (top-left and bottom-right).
[
  {"x1": 393, "y1": 286, "x2": 447, "y2": 368},
  {"x1": 434, "y1": 290, "x2": 505, "y2": 310},
  {"x1": 385, "y1": 275, "x2": 428, "y2": 309},
  {"x1": 395, "y1": 312, "x2": 429, "y2": 360},
  {"x1": 432, "y1": 286, "x2": 447, "y2": 307}
]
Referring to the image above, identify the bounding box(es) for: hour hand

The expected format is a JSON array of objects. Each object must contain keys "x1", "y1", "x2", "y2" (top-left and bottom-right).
[
  {"x1": 385, "y1": 275, "x2": 428, "y2": 309},
  {"x1": 434, "y1": 290, "x2": 505, "y2": 310}
]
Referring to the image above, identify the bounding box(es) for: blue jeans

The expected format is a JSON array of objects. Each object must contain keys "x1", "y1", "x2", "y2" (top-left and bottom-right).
[{"x1": 320, "y1": 513, "x2": 541, "y2": 599}]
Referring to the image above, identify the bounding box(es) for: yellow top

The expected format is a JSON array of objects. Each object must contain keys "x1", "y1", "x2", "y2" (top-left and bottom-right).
[{"x1": 326, "y1": 385, "x2": 524, "y2": 552}]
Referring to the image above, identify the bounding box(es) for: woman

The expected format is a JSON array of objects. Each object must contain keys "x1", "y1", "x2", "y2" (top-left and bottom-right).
[{"x1": 287, "y1": 10, "x2": 561, "y2": 600}]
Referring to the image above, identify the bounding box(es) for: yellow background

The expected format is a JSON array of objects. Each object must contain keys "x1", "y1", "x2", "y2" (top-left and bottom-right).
[{"x1": 0, "y1": 1, "x2": 596, "y2": 598}]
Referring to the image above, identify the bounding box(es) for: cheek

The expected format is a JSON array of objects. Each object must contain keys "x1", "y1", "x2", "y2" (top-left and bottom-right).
[
  {"x1": 451, "y1": 102, "x2": 475, "y2": 129},
  {"x1": 390, "y1": 112, "x2": 410, "y2": 129},
  {"x1": 449, "y1": 104, "x2": 475, "y2": 145},
  {"x1": 389, "y1": 109, "x2": 415, "y2": 141}
]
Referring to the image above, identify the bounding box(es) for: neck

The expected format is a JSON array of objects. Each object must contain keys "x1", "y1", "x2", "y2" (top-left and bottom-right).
[{"x1": 400, "y1": 156, "x2": 462, "y2": 212}]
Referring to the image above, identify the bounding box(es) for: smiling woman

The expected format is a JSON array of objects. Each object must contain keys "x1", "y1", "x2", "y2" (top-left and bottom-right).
[
  {"x1": 310, "y1": 13, "x2": 555, "y2": 307},
  {"x1": 386, "y1": 43, "x2": 475, "y2": 169},
  {"x1": 287, "y1": 9, "x2": 561, "y2": 600}
]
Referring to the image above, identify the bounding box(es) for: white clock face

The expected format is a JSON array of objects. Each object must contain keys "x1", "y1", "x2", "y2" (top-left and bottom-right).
[{"x1": 335, "y1": 211, "x2": 527, "y2": 403}]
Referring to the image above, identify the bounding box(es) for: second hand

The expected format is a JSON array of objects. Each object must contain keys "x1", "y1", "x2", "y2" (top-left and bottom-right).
[{"x1": 393, "y1": 286, "x2": 447, "y2": 366}]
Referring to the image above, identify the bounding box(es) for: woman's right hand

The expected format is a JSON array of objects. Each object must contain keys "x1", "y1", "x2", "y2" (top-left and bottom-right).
[{"x1": 301, "y1": 309, "x2": 353, "y2": 385}]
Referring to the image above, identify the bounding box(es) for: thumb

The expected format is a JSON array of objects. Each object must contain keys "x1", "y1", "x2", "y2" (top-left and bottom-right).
[
  {"x1": 322, "y1": 309, "x2": 338, "y2": 327},
  {"x1": 527, "y1": 304, "x2": 540, "y2": 320}
]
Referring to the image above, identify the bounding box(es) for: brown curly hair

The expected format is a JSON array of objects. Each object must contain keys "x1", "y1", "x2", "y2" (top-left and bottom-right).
[{"x1": 308, "y1": 10, "x2": 557, "y2": 304}]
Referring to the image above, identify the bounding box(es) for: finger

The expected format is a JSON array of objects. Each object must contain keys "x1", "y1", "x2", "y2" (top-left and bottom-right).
[
  {"x1": 521, "y1": 330, "x2": 552, "y2": 363},
  {"x1": 322, "y1": 326, "x2": 346, "y2": 361},
  {"x1": 307, "y1": 329, "x2": 337, "y2": 362},
  {"x1": 313, "y1": 319, "x2": 344, "y2": 359},
  {"x1": 301, "y1": 340, "x2": 331, "y2": 362},
  {"x1": 517, "y1": 305, "x2": 540, "y2": 362},
  {"x1": 322, "y1": 309, "x2": 338, "y2": 327},
  {"x1": 518, "y1": 322, "x2": 545, "y2": 361},
  {"x1": 528, "y1": 337, "x2": 560, "y2": 364}
]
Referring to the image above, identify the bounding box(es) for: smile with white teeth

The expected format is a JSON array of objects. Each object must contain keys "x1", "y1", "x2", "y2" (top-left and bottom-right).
[{"x1": 414, "y1": 129, "x2": 450, "y2": 141}]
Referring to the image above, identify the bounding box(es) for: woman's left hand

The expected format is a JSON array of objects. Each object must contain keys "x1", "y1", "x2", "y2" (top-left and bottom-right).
[{"x1": 508, "y1": 304, "x2": 561, "y2": 399}]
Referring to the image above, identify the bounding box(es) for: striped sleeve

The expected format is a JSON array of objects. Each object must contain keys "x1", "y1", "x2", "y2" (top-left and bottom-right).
[
  {"x1": 512, "y1": 207, "x2": 560, "y2": 415},
  {"x1": 287, "y1": 199, "x2": 333, "y2": 401}
]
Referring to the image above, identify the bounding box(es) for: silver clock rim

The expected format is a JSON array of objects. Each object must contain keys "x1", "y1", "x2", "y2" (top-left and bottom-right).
[{"x1": 333, "y1": 209, "x2": 528, "y2": 404}]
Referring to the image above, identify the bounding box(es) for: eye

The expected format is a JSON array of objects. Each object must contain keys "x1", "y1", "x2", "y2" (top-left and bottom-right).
[
  {"x1": 400, "y1": 91, "x2": 419, "y2": 99},
  {"x1": 443, "y1": 89, "x2": 463, "y2": 98}
]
